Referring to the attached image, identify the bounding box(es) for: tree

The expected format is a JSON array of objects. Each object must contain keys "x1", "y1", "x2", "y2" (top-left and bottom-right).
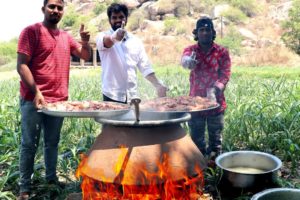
[{"x1": 281, "y1": 0, "x2": 300, "y2": 55}]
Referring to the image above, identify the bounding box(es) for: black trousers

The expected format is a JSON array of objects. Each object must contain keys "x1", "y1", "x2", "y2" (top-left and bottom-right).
[{"x1": 102, "y1": 94, "x2": 127, "y2": 104}]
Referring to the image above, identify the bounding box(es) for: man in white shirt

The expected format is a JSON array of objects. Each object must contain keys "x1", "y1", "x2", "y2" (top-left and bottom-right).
[{"x1": 96, "y1": 3, "x2": 167, "y2": 103}]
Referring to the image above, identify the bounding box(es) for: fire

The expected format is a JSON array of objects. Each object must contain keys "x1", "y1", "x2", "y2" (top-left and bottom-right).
[{"x1": 76, "y1": 146, "x2": 205, "y2": 200}]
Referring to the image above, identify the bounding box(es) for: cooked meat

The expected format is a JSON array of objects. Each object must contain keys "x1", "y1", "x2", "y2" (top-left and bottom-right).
[{"x1": 140, "y1": 96, "x2": 218, "y2": 112}]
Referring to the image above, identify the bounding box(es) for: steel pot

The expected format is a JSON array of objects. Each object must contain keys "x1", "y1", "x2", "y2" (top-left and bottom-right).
[
  {"x1": 215, "y1": 151, "x2": 282, "y2": 189},
  {"x1": 251, "y1": 188, "x2": 300, "y2": 200}
]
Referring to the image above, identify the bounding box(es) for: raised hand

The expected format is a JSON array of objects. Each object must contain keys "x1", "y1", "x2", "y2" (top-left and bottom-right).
[
  {"x1": 181, "y1": 51, "x2": 198, "y2": 70},
  {"x1": 111, "y1": 20, "x2": 126, "y2": 43},
  {"x1": 80, "y1": 24, "x2": 90, "y2": 43}
]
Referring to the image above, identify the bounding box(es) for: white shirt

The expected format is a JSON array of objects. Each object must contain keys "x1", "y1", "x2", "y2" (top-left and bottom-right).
[{"x1": 96, "y1": 29, "x2": 154, "y2": 102}]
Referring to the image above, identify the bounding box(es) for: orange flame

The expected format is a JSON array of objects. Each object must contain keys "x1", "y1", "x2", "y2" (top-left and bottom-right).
[{"x1": 76, "y1": 147, "x2": 204, "y2": 200}]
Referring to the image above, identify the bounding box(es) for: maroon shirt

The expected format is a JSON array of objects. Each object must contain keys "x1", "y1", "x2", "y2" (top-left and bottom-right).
[
  {"x1": 182, "y1": 43, "x2": 231, "y2": 115},
  {"x1": 18, "y1": 22, "x2": 80, "y2": 102}
]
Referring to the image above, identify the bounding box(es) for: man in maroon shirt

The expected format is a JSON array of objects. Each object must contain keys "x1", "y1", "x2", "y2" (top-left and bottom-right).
[
  {"x1": 17, "y1": 0, "x2": 91, "y2": 199},
  {"x1": 181, "y1": 17, "x2": 231, "y2": 162}
]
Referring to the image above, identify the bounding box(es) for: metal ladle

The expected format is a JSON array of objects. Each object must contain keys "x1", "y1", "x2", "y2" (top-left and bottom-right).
[{"x1": 130, "y1": 97, "x2": 141, "y2": 122}]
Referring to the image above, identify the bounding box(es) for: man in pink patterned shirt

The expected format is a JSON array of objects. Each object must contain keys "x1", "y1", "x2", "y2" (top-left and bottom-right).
[{"x1": 181, "y1": 17, "x2": 231, "y2": 161}]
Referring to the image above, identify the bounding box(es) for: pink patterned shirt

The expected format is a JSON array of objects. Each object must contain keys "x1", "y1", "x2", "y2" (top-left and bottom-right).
[{"x1": 182, "y1": 43, "x2": 231, "y2": 115}]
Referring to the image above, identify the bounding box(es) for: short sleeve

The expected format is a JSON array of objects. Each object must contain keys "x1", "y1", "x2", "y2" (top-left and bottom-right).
[{"x1": 17, "y1": 25, "x2": 39, "y2": 57}]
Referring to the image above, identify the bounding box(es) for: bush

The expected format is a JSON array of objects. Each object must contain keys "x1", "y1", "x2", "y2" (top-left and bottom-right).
[
  {"x1": 163, "y1": 17, "x2": 178, "y2": 35},
  {"x1": 176, "y1": 24, "x2": 187, "y2": 35},
  {"x1": 158, "y1": 0, "x2": 176, "y2": 13},
  {"x1": 0, "y1": 39, "x2": 17, "y2": 66},
  {"x1": 174, "y1": 0, "x2": 190, "y2": 17},
  {"x1": 215, "y1": 25, "x2": 243, "y2": 55},
  {"x1": 93, "y1": 2, "x2": 107, "y2": 16},
  {"x1": 227, "y1": 0, "x2": 259, "y2": 17},
  {"x1": 128, "y1": 9, "x2": 146, "y2": 31},
  {"x1": 281, "y1": 0, "x2": 300, "y2": 55},
  {"x1": 60, "y1": 5, "x2": 79, "y2": 28},
  {"x1": 189, "y1": 0, "x2": 206, "y2": 13},
  {"x1": 221, "y1": 6, "x2": 247, "y2": 24}
]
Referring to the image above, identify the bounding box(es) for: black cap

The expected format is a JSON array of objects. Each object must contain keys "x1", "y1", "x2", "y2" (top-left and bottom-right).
[{"x1": 196, "y1": 17, "x2": 214, "y2": 30}]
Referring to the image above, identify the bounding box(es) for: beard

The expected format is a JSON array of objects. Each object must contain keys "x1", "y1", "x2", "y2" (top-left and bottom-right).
[
  {"x1": 47, "y1": 14, "x2": 61, "y2": 25},
  {"x1": 48, "y1": 18, "x2": 60, "y2": 24},
  {"x1": 198, "y1": 36, "x2": 213, "y2": 46},
  {"x1": 111, "y1": 21, "x2": 125, "y2": 31},
  {"x1": 111, "y1": 25, "x2": 120, "y2": 31}
]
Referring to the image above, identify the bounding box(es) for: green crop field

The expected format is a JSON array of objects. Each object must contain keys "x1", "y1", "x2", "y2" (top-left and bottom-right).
[{"x1": 0, "y1": 66, "x2": 299, "y2": 199}]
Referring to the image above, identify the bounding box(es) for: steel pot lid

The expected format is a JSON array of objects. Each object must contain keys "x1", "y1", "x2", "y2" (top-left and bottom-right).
[
  {"x1": 251, "y1": 188, "x2": 300, "y2": 200},
  {"x1": 94, "y1": 110, "x2": 191, "y2": 126}
]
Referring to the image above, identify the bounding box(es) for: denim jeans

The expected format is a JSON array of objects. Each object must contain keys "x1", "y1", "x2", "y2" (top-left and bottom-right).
[
  {"x1": 188, "y1": 112, "x2": 224, "y2": 156},
  {"x1": 19, "y1": 98, "x2": 64, "y2": 193}
]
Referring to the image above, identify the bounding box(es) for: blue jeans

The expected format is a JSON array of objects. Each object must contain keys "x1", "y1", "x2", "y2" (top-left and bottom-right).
[
  {"x1": 19, "y1": 98, "x2": 64, "y2": 193},
  {"x1": 188, "y1": 112, "x2": 224, "y2": 156}
]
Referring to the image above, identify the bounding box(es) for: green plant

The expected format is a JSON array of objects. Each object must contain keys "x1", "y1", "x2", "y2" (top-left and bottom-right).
[
  {"x1": 189, "y1": 0, "x2": 206, "y2": 12},
  {"x1": 0, "y1": 170, "x2": 15, "y2": 200},
  {"x1": 0, "y1": 39, "x2": 17, "y2": 66},
  {"x1": 221, "y1": 6, "x2": 247, "y2": 24},
  {"x1": 158, "y1": 0, "x2": 176, "y2": 12},
  {"x1": 60, "y1": 5, "x2": 79, "y2": 28},
  {"x1": 93, "y1": 2, "x2": 106, "y2": 16},
  {"x1": 176, "y1": 23, "x2": 187, "y2": 35},
  {"x1": 281, "y1": 0, "x2": 300, "y2": 55},
  {"x1": 215, "y1": 25, "x2": 243, "y2": 55},
  {"x1": 1, "y1": 66, "x2": 300, "y2": 198},
  {"x1": 174, "y1": 0, "x2": 190, "y2": 17},
  {"x1": 127, "y1": 9, "x2": 146, "y2": 31},
  {"x1": 224, "y1": 75, "x2": 300, "y2": 174},
  {"x1": 163, "y1": 17, "x2": 178, "y2": 35},
  {"x1": 227, "y1": 0, "x2": 259, "y2": 17}
]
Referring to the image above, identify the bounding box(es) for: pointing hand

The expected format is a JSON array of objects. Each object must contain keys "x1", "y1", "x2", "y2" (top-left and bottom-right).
[
  {"x1": 111, "y1": 20, "x2": 126, "y2": 43},
  {"x1": 181, "y1": 51, "x2": 198, "y2": 70},
  {"x1": 80, "y1": 24, "x2": 90, "y2": 43}
]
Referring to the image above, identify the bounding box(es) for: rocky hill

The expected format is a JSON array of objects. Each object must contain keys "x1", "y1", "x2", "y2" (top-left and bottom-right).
[{"x1": 65, "y1": 0, "x2": 300, "y2": 67}]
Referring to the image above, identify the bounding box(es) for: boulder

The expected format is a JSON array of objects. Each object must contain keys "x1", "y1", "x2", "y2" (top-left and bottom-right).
[
  {"x1": 238, "y1": 28, "x2": 257, "y2": 41},
  {"x1": 121, "y1": 0, "x2": 141, "y2": 9},
  {"x1": 75, "y1": 2, "x2": 95, "y2": 14},
  {"x1": 141, "y1": 19, "x2": 164, "y2": 34},
  {"x1": 212, "y1": 4, "x2": 230, "y2": 19},
  {"x1": 148, "y1": 0, "x2": 175, "y2": 20},
  {"x1": 268, "y1": 1, "x2": 292, "y2": 22}
]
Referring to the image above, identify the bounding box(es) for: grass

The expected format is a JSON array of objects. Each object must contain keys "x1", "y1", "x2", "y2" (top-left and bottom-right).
[
  {"x1": 232, "y1": 65, "x2": 300, "y2": 79},
  {"x1": 0, "y1": 65, "x2": 300, "y2": 199}
]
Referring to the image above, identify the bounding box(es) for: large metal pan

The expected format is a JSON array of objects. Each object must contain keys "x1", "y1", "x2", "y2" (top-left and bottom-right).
[
  {"x1": 95, "y1": 110, "x2": 191, "y2": 126},
  {"x1": 40, "y1": 101, "x2": 131, "y2": 118}
]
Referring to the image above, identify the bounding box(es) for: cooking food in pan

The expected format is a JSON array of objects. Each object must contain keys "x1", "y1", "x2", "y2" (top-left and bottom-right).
[
  {"x1": 45, "y1": 101, "x2": 129, "y2": 111},
  {"x1": 41, "y1": 101, "x2": 130, "y2": 117},
  {"x1": 140, "y1": 96, "x2": 218, "y2": 112}
]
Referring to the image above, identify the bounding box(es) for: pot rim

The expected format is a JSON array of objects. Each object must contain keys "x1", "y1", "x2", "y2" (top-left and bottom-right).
[
  {"x1": 94, "y1": 112, "x2": 191, "y2": 126},
  {"x1": 215, "y1": 150, "x2": 282, "y2": 174},
  {"x1": 251, "y1": 188, "x2": 300, "y2": 200}
]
